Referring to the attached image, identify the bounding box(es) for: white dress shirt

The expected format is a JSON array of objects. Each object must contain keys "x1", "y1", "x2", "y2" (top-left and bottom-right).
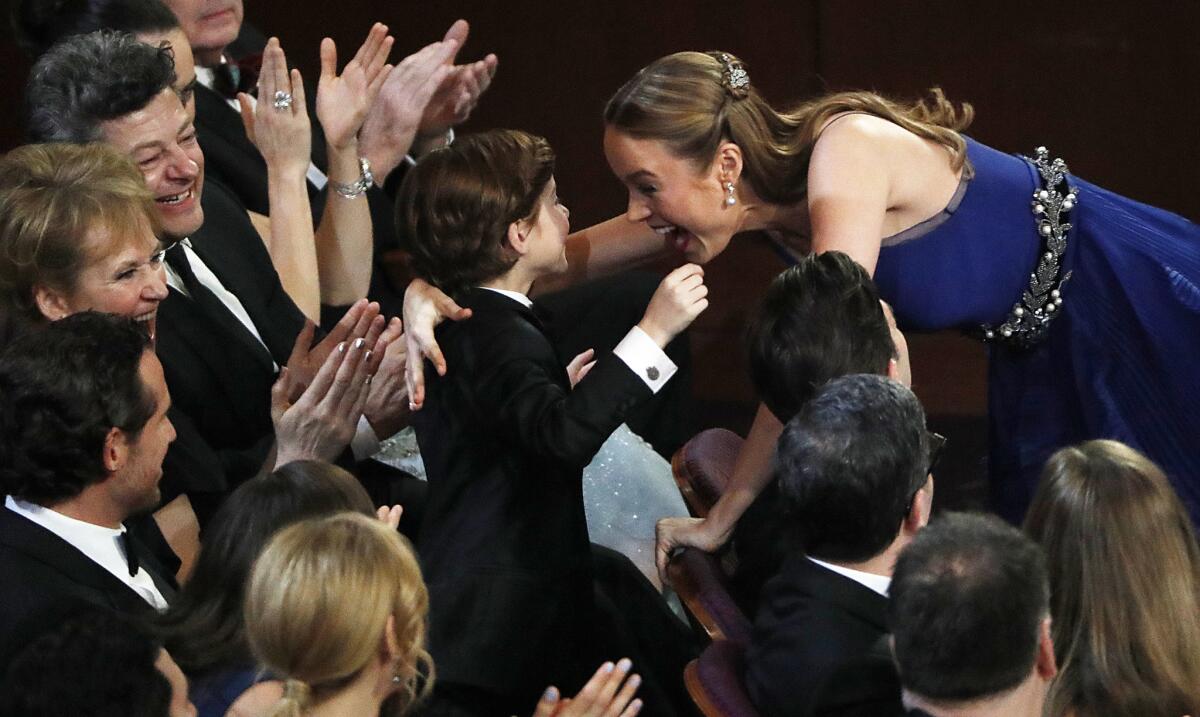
[
  {"x1": 479, "y1": 286, "x2": 678, "y2": 393},
  {"x1": 5, "y1": 496, "x2": 169, "y2": 610},
  {"x1": 808, "y1": 556, "x2": 892, "y2": 598}
]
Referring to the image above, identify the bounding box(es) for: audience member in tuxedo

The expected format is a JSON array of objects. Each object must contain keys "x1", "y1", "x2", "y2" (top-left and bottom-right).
[
  {"x1": 890, "y1": 512, "x2": 1057, "y2": 717},
  {"x1": 0, "y1": 142, "x2": 385, "y2": 529},
  {"x1": 156, "y1": 461, "x2": 388, "y2": 717},
  {"x1": 0, "y1": 606, "x2": 196, "y2": 717},
  {"x1": 720, "y1": 251, "x2": 911, "y2": 616},
  {"x1": 158, "y1": 0, "x2": 497, "y2": 316},
  {"x1": 0, "y1": 313, "x2": 179, "y2": 668},
  {"x1": 744, "y1": 374, "x2": 934, "y2": 717},
  {"x1": 397, "y1": 129, "x2": 702, "y2": 716},
  {"x1": 1024, "y1": 441, "x2": 1200, "y2": 717},
  {"x1": 239, "y1": 512, "x2": 644, "y2": 717},
  {"x1": 23, "y1": 32, "x2": 419, "y2": 523}
]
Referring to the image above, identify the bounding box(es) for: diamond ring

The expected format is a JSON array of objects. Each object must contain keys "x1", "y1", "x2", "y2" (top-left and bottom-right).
[{"x1": 272, "y1": 90, "x2": 293, "y2": 111}]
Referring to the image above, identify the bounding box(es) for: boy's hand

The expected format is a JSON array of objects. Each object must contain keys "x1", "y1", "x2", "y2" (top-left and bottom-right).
[{"x1": 637, "y1": 264, "x2": 708, "y2": 348}]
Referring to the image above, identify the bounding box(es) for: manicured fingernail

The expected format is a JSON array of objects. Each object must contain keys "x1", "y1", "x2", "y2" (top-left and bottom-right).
[
  {"x1": 630, "y1": 699, "x2": 643, "y2": 714},
  {"x1": 364, "y1": 350, "x2": 373, "y2": 363},
  {"x1": 338, "y1": 341, "x2": 346, "y2": 353},
  {"x1": 365, "y1": 374, "x2": 373, "y2": 386},
  {"x1": 542, "y1": 687, "x2": 558, "y2": 702},
  {"x1": 616, "y1": 658, "x2": 632, "y2": 672},
  {"x1": 602, "y1": 661, "x2": 614, "y2": 673},
  {"x1": 354, "y1": 338, "x2": 366, "y2": 349},
  {"x1": 629, "y1": 675, "x2": 641, "y2": 688}
]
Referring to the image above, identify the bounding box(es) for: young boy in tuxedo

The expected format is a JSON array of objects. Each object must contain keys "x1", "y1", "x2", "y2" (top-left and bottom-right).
[{"x1": 398, "y1": 129, "x2": 705, "y2": 717}]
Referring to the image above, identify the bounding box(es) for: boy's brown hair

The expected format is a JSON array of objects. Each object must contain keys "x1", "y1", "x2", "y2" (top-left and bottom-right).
[{"x1": 396, "y1": 129, "x2": 555, "y2": 299}]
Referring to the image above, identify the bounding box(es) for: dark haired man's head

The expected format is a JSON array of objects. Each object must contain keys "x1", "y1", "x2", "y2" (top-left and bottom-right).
[
  {"x1": 0, "y1": 312, "x2": 173, "y2": 516},
  {"x1": 749, "y1": 252, "x2": 903, "y2": 422},
  {"x1": 159, "y1": 461, "x2": 374, "y2": 674},
  {"x1": 0, "y1": 607, "x2": 194, "y2": 717},
  {"x1": 889, "y1": 512, "x2": 1056, "y2": 707},
  {"x1": 27, "y1": 30, "x2": 206, "y2": 239},
  {"x1": 397, "y1": 129, "x2": 557, "y2": 299},
  {"x1": 27, "y1": 29, "x2": 176, "y2": 143},
  {"x1": 775, "y1": 373, "x2": 930, "y2": 564}
]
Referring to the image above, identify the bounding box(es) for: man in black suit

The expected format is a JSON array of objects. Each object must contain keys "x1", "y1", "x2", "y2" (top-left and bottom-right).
[
  {"x1": 401, "y1": 130, "x2": 702, "y2": 716},
  {"x1": 0, "y1": 314, "x2": 179, "y2": 668},
  {"x1": 889, "y1": 513, "x2": 1057, "y2": 717},
  {"x1": 24, "y1": 32, "x2": 412, "y2": 525},
  {"x1": 744, "y1": 374, "x2": 934, "y2": 717}
]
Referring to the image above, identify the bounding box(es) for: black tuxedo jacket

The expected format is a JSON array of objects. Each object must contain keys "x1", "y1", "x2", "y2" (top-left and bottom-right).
[
  {"x1": 195, "y1": 24, "x2": 403, "y2": 316},
  {"x1": 0, "y1": 505, "x2": 177, "y2": 667},
  {"x1": 744, "y1": 554, "x2": 904, "y2": 717},
  {"x1": 156, "y1": 179, "x2": 306, "y2": 504},
  {"x1": 412, "y1": 288, "x2": 652, "y2": 698}
]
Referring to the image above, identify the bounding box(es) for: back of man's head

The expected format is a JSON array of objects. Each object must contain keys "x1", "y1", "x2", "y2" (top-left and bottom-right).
[
  {"x1": 0, "y1": 312, "x2": 153, "y2": 506},
  {"x1": 775, "y1": 373, "x2": 928, "y2": 563},
  {"x1": 889, "y1": 512, "x2": 1050, "y2": 702},
  {"x1": 26, "y1": 29, "x2": 175, "y2": 143},
  {"x1": 748, "y1": 251, "x2": 896, "y2": 422}
]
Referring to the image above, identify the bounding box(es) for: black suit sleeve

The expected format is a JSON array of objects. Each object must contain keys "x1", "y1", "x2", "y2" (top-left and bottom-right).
[{"x1": 475, "y1": 343, "x2": 652, "y2": 470}]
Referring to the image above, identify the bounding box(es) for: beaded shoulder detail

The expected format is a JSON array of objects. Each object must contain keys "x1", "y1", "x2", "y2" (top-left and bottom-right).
[{"x1": 979, "y1": 146, "x2": 1074, "y2": 348}]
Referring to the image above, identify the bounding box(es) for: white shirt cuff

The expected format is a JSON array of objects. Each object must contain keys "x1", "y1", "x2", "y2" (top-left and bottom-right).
[
  {"x1": 402, "y1": 128, "x2": 455, "y2": 167},
  {"x1": 612, "y1": 326, "x2": 677, "y2": 393},
  {"x1": 350, "y1": 415, "x2": 381, "y2": 460}
]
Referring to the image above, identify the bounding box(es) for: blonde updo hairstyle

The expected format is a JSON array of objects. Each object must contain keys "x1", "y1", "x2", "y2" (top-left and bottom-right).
[
  {"x1": 245, "y1": 513, "x2": 434, "y2": 717},
  {"x1": 604, "y1": 51, "x2": 974, "y2": 205},
  {"x1": 0, "y1": 142, "x2": 159, "y2": 340},
  {"x1": 1024, "y1": 440, "x2": 1200, "y2": 717}
]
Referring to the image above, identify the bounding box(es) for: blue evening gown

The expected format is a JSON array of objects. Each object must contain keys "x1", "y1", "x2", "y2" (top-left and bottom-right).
[{"x1": 870, "y1": 137, "x2": 1200, "y2": 523}]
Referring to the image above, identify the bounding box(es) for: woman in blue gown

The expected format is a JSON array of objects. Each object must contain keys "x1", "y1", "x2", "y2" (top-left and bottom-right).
[
  {"x1": 404, "y1": 50, "x2": 1200, "y2": 578},
  {"x1": 598, "y1": 50, "x2": 1200, "y2": 572}
]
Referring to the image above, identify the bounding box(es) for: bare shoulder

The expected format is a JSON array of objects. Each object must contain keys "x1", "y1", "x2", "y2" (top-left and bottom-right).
[
  {"x1": 812, "y1": 113, "x2": 929, "y2": 165},
  {"x1": 224, "y1": 679, "x2": 284, "y2": 717}
]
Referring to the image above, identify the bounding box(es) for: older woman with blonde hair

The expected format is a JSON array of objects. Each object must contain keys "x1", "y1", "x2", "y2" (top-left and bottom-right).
[
  {"x1": 242, "y1": 512, "x2": 644, "y2": 717},
  {"x1": 1024, "y1": 440, "x2": 1200, "y2": 717}
]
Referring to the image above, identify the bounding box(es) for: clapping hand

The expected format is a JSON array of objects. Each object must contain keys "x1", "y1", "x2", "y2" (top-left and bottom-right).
[
  {"x1": 413, "y1": 19, "x2": 498, "y2": 149},
  {"x1": 358, "y1": 38, "x2": 460, "y2": 185},
  {"x1": 238, "y1": 37, "x2": 311, "y2": 178},
  {"x1": 532, "y1": 659, "x2": 642, "y2": 717},
  {"x1": 363, "y1": 317, "x2": 412, "y2": 439},
  {"x1": 316, "y1": 23, "x2": 394, "y2": 152},
  {"x1": 271, "y1": 335, "x2": 372, "y2": 466}
]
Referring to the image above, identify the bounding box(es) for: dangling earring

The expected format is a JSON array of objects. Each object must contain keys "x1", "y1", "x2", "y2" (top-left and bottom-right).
[{"x1": 724, "y1": 182, "x2": 737, "y2": 207}]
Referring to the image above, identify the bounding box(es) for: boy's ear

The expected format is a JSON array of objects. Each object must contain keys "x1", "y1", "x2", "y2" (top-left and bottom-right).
[{"x1": 506, "y1": 221, "x2": 530, "y2": 256}]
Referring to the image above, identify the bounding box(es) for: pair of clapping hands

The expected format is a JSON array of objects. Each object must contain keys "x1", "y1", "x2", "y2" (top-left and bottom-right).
[
  {"x1": 238, "y1": 19, "x2": 497, "y2": 188},
  {"x1": 271, "y1": 299, "x2": 409, "y2": 468}
]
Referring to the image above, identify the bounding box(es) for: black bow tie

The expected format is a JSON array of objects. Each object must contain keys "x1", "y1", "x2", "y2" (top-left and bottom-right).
[{"x1": 119, "y1": 531, "x2": 139, "y2": 578}]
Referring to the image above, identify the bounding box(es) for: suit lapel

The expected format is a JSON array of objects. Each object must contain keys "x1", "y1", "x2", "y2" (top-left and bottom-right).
[
  {"x1": 157, "y1": 287, "x2": 274, "y2": 428},
  {"x1": 0, "y1": 509, "x2": 154, "y2": 613}
]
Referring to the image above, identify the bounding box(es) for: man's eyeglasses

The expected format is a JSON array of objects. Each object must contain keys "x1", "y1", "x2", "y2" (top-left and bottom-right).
[{"x1": 927, "y1": 431, "x2": 947, "y2": 475}]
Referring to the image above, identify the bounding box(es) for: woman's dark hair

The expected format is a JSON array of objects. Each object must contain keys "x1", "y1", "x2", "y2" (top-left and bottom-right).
[
  {"x1": 396, "y1": 129, "x2": 555, "y2": 299},
  {"x1": 0, "y1": 312, "x2": 155, "y2": 504},
  {"x1": 157, "y1": 461, "x2": 375, "y2": 675},
  {"x1": 26, "y1": 29, "x2": 176, "y2": 143},
  {"x1": 12, "y1": 0, "x2": 179, "y2": 58},
  {"x1": 0, "y1": 607, "x2": 172, "y2": 717}
]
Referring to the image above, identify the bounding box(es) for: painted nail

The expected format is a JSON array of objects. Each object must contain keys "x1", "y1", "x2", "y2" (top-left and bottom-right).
[
  {"x1": 616, "y1": 658, "x2": 632, "y2": 673},
  {"x1": 628, "y1": 675, "x2": 641, "y2": 688},
  {"x1": 542, "y1": 687, "x2": 558, "y2": 702},
  {"x1": 364, "y1": 350, "x2": 373, "y2": 364},
  {"x1": 602, "y1": 661, "x2": 615, "y2": 673},
  {"x1": 337, "y1": 341, "x2": 346, "y2": 353},
  {"x1": 354, "y1": 338, "x2": 366, "y2": 349},
  {"x1": 630, "y1": 699, "x2": 643, "y2": 714}
]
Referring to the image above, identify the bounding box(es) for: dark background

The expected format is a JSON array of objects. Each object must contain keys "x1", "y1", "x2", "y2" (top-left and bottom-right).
[{"x1": 5, "y1": 0, "x2": 1198, "y2": 502}]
